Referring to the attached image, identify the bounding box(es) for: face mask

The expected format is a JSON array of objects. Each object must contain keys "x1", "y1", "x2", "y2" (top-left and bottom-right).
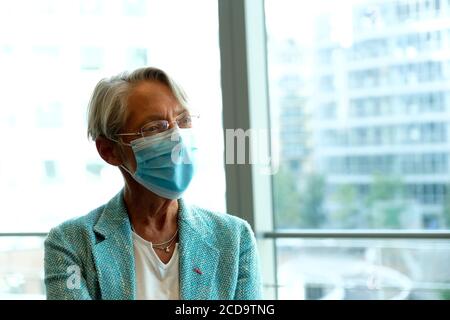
[{"x1": 121, "y1": 126, "x2": 197, "y2": 199}]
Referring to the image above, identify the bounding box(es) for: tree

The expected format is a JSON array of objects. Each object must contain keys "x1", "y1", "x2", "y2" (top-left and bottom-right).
[
  {"x1": 365, "y1": 175, "x2": 405, "y2": 229},
  {"x1": 273, "y1": 169, "x2": 326, "y2": 229},
  {"x1": 329, "y1": 176, "x2": 408, "y2": 229},
  {"x1": 331, "y1": 184, "x2": 360, "y2": 228},
  {"x1": 443, "y1": 185, "x2": 450, "y2": 229},
  {"x1": 298, "y1": 174, "x2": 326, "y2": 228},
  {"x1": 273, "y1": 167, "x2": 302, "y2": 228},
  {"x1": 441, "y1": 289, "x2": 450, "y2": 300}
]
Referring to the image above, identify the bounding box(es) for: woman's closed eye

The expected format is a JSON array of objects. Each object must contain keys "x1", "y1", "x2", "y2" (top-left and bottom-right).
[
  {"x1": 177, "y1": 116, "x2": 192, "y2": 128},
  {"x1": 142, "y1": 121, "x2": 169, "y2": 136}
]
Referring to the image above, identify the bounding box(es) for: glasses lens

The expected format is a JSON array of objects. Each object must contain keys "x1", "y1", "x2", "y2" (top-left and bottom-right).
[
  {"x1": 141, "y1": 120, "x2": 169, "y2": 136},
  {"x1": 177, "y1": 112, "x2": 199, "y2": 128}
]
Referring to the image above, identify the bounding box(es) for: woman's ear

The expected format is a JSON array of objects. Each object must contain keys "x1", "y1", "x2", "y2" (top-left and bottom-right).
[{"x1": 95, "y1": 137, "x2": 123, "y2": 166}]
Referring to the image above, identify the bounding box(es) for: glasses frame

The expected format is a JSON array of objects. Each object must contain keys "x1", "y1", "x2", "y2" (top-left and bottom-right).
[{"x1": 112, "y1": 111, "x2": 199, "y2": 146}]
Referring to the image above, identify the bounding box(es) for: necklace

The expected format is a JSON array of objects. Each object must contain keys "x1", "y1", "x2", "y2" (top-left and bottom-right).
[
  {"x1": 131, "y1": 224, "x2": 178, "y2": 253},
  {"x1": 152, "y1": 229, "x2": 178, "y2": 252}
]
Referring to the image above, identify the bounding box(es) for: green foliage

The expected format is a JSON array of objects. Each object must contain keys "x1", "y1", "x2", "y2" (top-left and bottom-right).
[
  {"x1": 443, "y1": 187, "x2": 450, "y2": 229},
  {"x1": 331, "y1": 175, "x2": 406, "y2": 229},
  {"x1": 330, "y1": 184, "x2": 359, "y2": 228},
  {"x1": 273, "y1": 168, "x2": 326, "y2": 229},
  {"x1": 366, "y1": 174, "x2": 404, "y2": 205},
  {"x1": 273, "y1": 167, "x2": 302, "y2": 228},
  {"x1": 365, "y1": 175, "x2": 405, "y2": 229},
  {"x1": 274, "y1": 169, "x2": 413, "y2": 229},
  {"x1": 441, "y1": 289, "x2": 450, "y2": 300},
  {"x1": 298, "y1": 174, "x2": 326, "y2": 228}
]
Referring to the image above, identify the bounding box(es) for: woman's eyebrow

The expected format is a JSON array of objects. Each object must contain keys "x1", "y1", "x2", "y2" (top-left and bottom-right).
[
  {"x1": 175, "y1": 107, "x2": 188, "y2": 116},
  {"x1": 137, "y1": 115, "x2": 160, "y2": 126},
  {"x1": 135, "y1": 107, "x2": 187, "y2": 128}
]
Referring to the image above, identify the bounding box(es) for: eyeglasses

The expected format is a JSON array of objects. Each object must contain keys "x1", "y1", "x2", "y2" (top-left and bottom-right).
[{"x1": 113, "y1": 111, "x2": 199, "y2": 145}]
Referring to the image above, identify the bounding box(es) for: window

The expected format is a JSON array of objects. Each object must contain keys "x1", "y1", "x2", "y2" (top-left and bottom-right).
[
  {"x1": 277, "y1": 238, "x2": 450, "y2": 300},
  {"x1": 126, "y1": 48, "x2": 148, "y2": 69},
  {"x1": 3, "y1": 0, "x2": 450, "y2": 301},
  {"x1": 80, "y1": 47, "x2": 104, "y2": 70},
  {"x1": 0, "y1": 0, "x2": 223, "y2": 299},
  {"x1": 80, "y1": 0, "x2": 104, "y2": 15},
  {"x1": 265, "y1": 0, "x2": 450, "y2": 300},
  {"x1": 122, "y1": 0, "x2": 147, "y2": 16},
  {"x1": 0, "y1": 237, "x2": 45, "y2": 299}
]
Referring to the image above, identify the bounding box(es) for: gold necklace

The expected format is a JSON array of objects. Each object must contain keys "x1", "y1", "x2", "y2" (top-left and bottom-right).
[
  {"x1": 152, "y1": 229, "x2": 178, "y2": 252},
  {"x1": 131, "y1": 224, "x2": 178, "y2": 253}
]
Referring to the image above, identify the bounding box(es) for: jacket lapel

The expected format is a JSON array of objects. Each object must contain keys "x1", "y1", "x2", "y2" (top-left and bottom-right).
[
  {"x1": 93, "y1": 190, "x2": 136, "y2": 300},
  {"x1": 178, "y1": 200, "x2": 220, "y2": 300},
  {"x1": 91, "y1": 192, "x2": 219, "y2": 300}
]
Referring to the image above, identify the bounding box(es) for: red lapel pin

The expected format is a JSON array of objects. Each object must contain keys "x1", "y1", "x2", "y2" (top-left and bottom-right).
[{"x1": 194, "y1": 267, "x2": 202, "y2": 275}]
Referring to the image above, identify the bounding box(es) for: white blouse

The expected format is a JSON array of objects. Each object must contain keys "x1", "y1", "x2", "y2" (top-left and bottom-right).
[{"x1": 132, "y1": 230, "x2": 180, "y2": 300}]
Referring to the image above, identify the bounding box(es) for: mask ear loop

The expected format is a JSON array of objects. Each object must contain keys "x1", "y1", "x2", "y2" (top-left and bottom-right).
[
  {"x1": 120, "y1": 164, "x2": 132, "y2": 173},
  {"x1": 111, "y1": 137, "x2": 134, "y2": 175},
  {"x1": 119, "y1": 148, "x2": 135, "y2": 177}
]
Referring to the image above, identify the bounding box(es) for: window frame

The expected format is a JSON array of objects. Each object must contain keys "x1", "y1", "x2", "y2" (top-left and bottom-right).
[
  {"x1": 2, "y1": 0, "x2": 450, "y2": 300},
  {"x1": 217, "y1": 0, "x2": 450, "y2": 300}
]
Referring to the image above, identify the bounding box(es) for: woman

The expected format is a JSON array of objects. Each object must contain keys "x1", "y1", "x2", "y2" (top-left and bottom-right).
[{"x1": 44, "y1": 67, "x2": 262, "y2": 300}]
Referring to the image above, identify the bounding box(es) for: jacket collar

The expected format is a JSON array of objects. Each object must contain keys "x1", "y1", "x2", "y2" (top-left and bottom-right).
[
  {"x1": 177, "y1": 199, "x2": 220, "y2": 299},
  {"x1": 92, "y1": 189, "x2": 219, "y2": 300},
  {"x1": 93, "y1": 189, "x2": 135, "y2": 300}
]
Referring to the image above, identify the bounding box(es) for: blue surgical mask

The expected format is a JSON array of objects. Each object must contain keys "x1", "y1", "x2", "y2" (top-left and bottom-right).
[{"x1": 121, "y1": 127, "x2": 197, "y2": 199}]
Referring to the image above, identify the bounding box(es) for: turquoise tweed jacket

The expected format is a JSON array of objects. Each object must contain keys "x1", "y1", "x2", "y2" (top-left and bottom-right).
[{"x1": 44, "y1": 190, "x2": 263, "y2": 300}]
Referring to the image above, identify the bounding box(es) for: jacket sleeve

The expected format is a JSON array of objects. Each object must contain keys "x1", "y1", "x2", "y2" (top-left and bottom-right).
[
  {"x1": 234, "y1": 221, "x2": 263, "y2": 300},
  {"x1": 44, "y1": 227, "x2": 92, "y2": 300}
]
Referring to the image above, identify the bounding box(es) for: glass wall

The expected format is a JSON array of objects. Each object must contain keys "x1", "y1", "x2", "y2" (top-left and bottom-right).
[
  {"x1": 265, "y1": 0, "x2": 450, "y2": 299},
  {"x1": 0, "y1": 0, "x2": 224, "y2": 234},
  {"x1": 0, "y1": 0, "x2": 223, "y2": 299},
  {"x1": 277, "y1": 238, "x2": 450, "y2": 300},
  {"x1": 0, "y1": 237, "x2": 45, "y2": 299}
]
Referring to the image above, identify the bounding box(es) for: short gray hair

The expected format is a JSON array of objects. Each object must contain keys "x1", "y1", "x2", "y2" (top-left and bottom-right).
[{"x1": 87, "y1": 67, "x2": 189, "y2": 141}]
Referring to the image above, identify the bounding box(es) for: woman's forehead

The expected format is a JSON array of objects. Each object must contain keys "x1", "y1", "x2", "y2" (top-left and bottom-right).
[
  {"x1": 128, "y1": 80, "x2": 177, "y2": 107},
  {"x1": 125, "y1": 81, "x2": 185, "y2": 128}
]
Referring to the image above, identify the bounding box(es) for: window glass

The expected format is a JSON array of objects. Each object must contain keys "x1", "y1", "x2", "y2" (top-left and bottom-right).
[
  {"x1": 266, "y1": 0, "x2": 450, "y2": 231},
  {"x1": 265, "y1": 0, "x2": 450, "y2": 300},
  {"x1": 0, "y1": 0, "x2": 224, "y2": 233}
]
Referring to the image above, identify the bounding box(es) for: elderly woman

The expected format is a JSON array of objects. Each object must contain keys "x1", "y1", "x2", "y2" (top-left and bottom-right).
[{"x1": 44, "y1": 67, "x2": 262, "y2": 300}]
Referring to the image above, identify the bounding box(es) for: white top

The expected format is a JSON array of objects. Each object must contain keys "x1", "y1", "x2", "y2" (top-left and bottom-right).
[{"x1": 132, "y1": 230, "x2": 180, "y2": 300}]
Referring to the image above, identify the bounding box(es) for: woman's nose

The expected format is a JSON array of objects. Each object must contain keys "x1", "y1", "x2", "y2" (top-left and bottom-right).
[{"x1": 168, "y1": 119, "x2": 179, "y2": 129}]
